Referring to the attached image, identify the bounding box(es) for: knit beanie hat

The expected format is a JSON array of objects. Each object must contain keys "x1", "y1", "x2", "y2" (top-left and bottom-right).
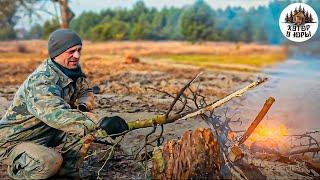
[{"x1": 48, "y1": 29, "x2": 82, "y2": 58}]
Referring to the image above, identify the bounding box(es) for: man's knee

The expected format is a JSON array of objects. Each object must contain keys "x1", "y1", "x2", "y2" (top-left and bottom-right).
[{"x1": 6, "y1": 142, "x2": 63, "y2": 179}]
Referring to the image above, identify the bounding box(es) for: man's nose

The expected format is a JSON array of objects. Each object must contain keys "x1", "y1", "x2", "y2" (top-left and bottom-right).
[{"x1": 73, "y1": 51, "x2": 80, "y2": 58}]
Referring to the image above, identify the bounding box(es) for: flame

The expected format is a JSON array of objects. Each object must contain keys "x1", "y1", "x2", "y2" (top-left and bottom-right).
[{"x1": 244, "y1": 121, "x2": 289, "y2": 153}]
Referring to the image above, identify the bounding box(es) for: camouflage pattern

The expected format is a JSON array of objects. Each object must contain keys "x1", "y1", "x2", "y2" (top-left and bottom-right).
[
  {"x1": 0, "y1": 58, "x2": 98, "y2": 177},
  {"x1": 6, "y1": 142, "x2": 63, "y2": 179},
  {"x1": 6, "y1": 131, "x2": 96, "y2": 178}
]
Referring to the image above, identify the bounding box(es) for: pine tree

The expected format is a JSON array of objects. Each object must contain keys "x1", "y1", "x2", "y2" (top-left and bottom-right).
[
  {"x1": 285, "y1": 13, "x2": 290, "y2": 22},
  {"x1": 310, "y1": 13, "x2": 314, "y2": 22},
  {"x1": 290, "y1": 11, "x2": 294, "y2": 22},
  {"x1": 305, "y1": 11, "x2": 309, "y2": 22},
  {"x1": 180, "y1": 0, "x2": 214, "y2": 42}
]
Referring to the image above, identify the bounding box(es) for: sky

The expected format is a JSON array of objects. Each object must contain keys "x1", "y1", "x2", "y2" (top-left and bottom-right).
[{"x1": 17, "y1": 0, "x2": 273, "y2": 29}]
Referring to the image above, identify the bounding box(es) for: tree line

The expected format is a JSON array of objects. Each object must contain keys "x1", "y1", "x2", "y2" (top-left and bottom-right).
[{"x1": 2, "y1": 0, "x2": 319, "y2": 44}]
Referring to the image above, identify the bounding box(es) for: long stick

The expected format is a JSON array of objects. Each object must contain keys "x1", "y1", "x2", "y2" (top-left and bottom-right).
[
  {"x1": 127, "y1": 77, "x2": 267, "y2": 130},
  {"x1": 238, "y1": 97, "x2": 275, "y2": 145}
]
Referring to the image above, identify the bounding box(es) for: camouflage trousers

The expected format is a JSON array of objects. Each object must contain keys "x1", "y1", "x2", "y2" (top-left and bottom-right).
[{"x1": 2, "y1": 130, "x2": 95, "y2": 179}]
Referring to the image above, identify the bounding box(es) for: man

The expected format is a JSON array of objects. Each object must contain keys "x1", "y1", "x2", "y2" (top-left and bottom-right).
[{"x1": 0, "y1": 29, "x2": 128, "y2": 179}]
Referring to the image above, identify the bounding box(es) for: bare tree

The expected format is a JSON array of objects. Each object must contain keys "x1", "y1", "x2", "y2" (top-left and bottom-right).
[
  {"x1": 51, "y1": 0, "x2": 74, "y2": 28},
  {"x1": 1, "y1": 0, "x2": 75, "y2": 29}
]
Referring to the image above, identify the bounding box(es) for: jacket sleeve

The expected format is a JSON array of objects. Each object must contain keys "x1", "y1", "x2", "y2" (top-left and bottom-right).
[
  {"x1": 25, "y1": 73, "x2": 97, "y2": 137},
  {"x1": 76, "y1": 77, "x2": 95, "y2": 111}
]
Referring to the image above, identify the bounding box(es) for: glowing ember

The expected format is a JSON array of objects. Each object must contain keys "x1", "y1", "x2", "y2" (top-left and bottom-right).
[{"x1": 244, "y1": 121, "x2": 289, "y2": 153}]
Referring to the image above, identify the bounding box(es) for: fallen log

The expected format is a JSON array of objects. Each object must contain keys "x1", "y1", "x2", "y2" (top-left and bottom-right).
[{"x1": 127, "y1": 78, "x2": 267, "y2": 130}]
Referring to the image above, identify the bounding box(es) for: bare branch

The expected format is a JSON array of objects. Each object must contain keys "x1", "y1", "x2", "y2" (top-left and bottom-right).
[
  {"x1": 128, "y1": 78, "x2": 267, "y2": 131},
  {"x1": 288, "y1": 147, "x2": 320, "y2": 156},
  {"x1": 165, "y1": 72, "x2": 202, "y2": 118}
]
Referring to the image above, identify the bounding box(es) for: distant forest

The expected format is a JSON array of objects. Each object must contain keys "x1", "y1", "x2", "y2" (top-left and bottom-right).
[{"x1": 12, "y1": 0, "x2": 320, "y2": 44}]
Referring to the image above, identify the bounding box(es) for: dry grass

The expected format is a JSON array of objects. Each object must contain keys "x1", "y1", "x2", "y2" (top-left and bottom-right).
[
  {"x1": 149, "y1": 52, "x2": 286, "y2": 71},
  {"x1": 0, "y1": 40, "x2": 286, "y2": 86},
  {"x1": 0, "y1": 40, "x2": 285, "y2": 57},
  {"x1": 83, "y1": 41, "x2": 285, "y2": 56}
]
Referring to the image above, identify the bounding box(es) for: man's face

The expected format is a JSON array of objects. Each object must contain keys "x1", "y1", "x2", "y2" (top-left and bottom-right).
[{"x1": 54, "y1": 45, "x2": 82, "y2": 69}]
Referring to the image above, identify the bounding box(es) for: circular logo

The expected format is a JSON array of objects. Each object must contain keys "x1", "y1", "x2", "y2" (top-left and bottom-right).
[{"x1": 279, "y1": 3, "x2": 318, "y2": 42}]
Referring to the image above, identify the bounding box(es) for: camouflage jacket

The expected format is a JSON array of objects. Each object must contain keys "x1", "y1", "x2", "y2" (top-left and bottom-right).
[{"x1": 0, "y1": 58, "x2": 97, "y2": 149}]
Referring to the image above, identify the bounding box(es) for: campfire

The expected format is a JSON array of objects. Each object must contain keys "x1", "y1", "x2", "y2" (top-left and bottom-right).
[
  {"x1": 245, "y1": 121, "x2": 289, "y2": 154},
  {"x1": 148, "y1": 75, "x2": 320, "y2": 179}
]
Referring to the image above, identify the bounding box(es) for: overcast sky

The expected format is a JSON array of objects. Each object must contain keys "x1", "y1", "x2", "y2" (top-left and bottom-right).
[{"x1": 17, "y1": 0, "x2": 273, "y2": 29}]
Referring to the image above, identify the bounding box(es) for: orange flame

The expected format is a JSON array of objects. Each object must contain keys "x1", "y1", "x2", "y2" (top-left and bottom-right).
[{"x1": 244, "y1": 121, "x2": 289, "y2": 153}]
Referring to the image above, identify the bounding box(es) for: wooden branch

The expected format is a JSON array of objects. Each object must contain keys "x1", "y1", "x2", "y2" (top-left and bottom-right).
[
  {"x1": 127, "y1": 78, "x2": 267, "y2": 130},
  {"x1": 165, "y1": 72, "x2": 202, "y2": 118},
  {"x1": 146, "y1": 87, "x2": 193, "y2": 110},
  {"x1": 288, "y1": 147, "x2": 320, "y2": 156},
  {"x1": 238, "y1": 97, "x2": 275, "y2": 145},
  {"x1": 290, "y1": 134, "x2": 320, "y2": 149}
]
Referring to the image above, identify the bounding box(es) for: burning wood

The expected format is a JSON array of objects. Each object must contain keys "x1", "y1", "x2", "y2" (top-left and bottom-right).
[
  {"x1": 238, "y1": 97, "x2": 275, "y2": 145},
  {"x1": 246, "y1": 122, "x2": 289, "y2": 154}
]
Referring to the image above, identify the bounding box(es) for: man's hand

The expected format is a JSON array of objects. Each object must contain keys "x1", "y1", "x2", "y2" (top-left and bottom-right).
[{"x1": 98, "y1": 116, "x2": 129, "y2": 138}]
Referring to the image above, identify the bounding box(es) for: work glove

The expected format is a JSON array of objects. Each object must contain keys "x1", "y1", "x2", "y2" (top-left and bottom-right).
[
  {"x1": 98, "y1": 116, "x2": 129, "y2": 138},
  {"x1": 78, "y1": 103, "x2": 89, "y2": 112}
]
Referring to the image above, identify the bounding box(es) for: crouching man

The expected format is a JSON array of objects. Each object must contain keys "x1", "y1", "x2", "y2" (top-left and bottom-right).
[{"x1": 0, "y1": 29, "x2": 128, "y2": 179}]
